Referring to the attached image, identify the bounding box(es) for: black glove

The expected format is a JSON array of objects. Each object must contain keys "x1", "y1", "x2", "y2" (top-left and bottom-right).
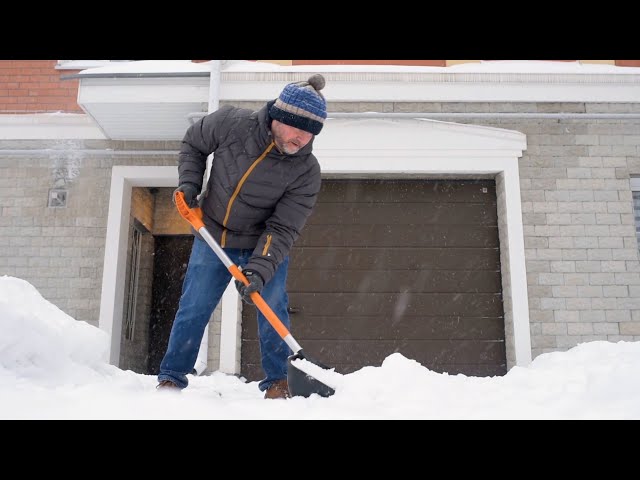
[
  {"x1": 235, "y1": 270, "x2": 264, "y2": 305},
  {"x1": 172, "y1": 183, "x2": 200, "y2": 208}
]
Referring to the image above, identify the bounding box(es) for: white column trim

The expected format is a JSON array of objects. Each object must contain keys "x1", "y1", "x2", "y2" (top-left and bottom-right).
[
  {"x1": 219, "y1": 283, "x2": 242, "y2": 373},
  {"x1": 502, "y1": 164, "x2": 533, "y2": 366}
]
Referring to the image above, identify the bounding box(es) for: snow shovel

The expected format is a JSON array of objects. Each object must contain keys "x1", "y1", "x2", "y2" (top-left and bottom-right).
[{"x1": 174, "y1": 191, "x2": 335, "y2": 398}]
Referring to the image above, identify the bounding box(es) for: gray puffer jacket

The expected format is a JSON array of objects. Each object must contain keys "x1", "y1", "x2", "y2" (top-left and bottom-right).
[{"x1": 178, "y1": 100, "x2": 321, "y2": 284}]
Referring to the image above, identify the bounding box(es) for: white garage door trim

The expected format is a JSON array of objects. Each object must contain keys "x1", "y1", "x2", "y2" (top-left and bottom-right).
[{"x1": 99, "y1": 117, "x2": 531, "y2": 372}]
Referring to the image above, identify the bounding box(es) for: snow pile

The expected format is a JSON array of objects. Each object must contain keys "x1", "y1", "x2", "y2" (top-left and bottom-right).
[
  {"x1": 0, "y1": 276, "x2": 112, "y2": 386},
  {"x1": 1, "y1": 275, "x2": 640, "y2": 418}
]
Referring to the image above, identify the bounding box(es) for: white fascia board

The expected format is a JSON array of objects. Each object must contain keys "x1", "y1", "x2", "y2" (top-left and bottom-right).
[
  {"x1": 218, "y1": 71, "x2": 640, "y2": 103},
  {"x1": 76, "y1": 69, "x2": 640, "y2": 105},
  {"x1": 78, "y1": 77, "x2": 209, "y2": 103}
]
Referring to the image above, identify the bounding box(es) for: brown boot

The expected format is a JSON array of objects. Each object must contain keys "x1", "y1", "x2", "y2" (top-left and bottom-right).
[
  {"x1": 264, "y1": 379, "x2": 290, "y2": 399},
  {"x1": 156, "y1": 380, "x2": 180, "y2": 391}
]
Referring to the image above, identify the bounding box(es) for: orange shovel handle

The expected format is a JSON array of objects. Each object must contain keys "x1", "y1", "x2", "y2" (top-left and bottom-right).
[{"x1": 174, "y1": 190, "x2": 205, "y2": 230}]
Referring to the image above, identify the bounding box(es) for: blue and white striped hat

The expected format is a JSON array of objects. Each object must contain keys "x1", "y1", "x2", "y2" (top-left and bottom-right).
[{"x1": 269, "y1": 74, "x2": 327, "y2": 135}]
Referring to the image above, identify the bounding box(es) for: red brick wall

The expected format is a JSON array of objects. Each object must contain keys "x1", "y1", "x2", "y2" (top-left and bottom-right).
[
  {"x1": 0, "y1": 60, "x2": 82, "y2": 113},
  {"x1": 616, "y1": 60, "x2": 640, "y2": 67}
]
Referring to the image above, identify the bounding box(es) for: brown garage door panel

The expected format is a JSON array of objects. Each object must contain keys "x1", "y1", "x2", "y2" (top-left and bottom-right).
[
  {"x1": 297, "y1": 224, "x2": 499, "y2": 248},
  {"x1": 309, "y1": 203, "x2": 497, "y2": 226},
  {"x1": 289, "y1": 292, "x2": 502, "y2": 316},
  {"x1": 243, "y1": 316, "x2": 505, "y2": 341},
  {"x1": 290, "y1": 247, "x2": 500, "y2": 271},
  {"x1": 287, "y1": 269, "x2": 502, "y2": 293},
  {"x1": 242, "y1": 338, "x2": 505, "y2": 366},
  {"x1": 319, "y1": 181, "x2": 496, "y2": 203},
  {"x1": 241, "y1": 179, "x2": 506, "y2": 382}
]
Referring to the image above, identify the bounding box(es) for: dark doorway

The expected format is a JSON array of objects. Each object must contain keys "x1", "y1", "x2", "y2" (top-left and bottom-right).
[{"x1": 148, "y1": 235, "x2": 193, "y2": 374}]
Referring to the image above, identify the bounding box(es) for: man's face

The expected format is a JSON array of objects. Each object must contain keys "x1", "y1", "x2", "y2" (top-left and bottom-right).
[{"x1": 271, "y1": 119, "x2": 314, "y2": 155}]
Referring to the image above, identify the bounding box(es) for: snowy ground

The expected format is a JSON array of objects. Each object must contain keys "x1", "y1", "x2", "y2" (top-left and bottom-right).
[{"x1": 1, "y1": 275, "x2": 639, "y2": 419}]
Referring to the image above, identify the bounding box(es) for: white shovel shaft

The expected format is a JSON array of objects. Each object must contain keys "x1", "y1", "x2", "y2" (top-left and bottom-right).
[
  {"x1": 198, "y1": 227, "x2": 234, "y2": 268},
  {"x1": 197, "y1": 227, "x2": 303, "y2": 354}
]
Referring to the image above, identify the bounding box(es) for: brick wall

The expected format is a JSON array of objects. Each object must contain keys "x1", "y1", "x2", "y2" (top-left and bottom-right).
[
  {"x1": 0, "y1": 60, "x2": 82, "y2": 113},
  {"x1": 0, "y1": 139, "x2": 177, "y2": 325}
]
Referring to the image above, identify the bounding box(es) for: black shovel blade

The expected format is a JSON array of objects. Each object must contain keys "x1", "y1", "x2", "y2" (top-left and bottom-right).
[{"x1": 287, "y1": 350, "x2": 336, "y2": 398}]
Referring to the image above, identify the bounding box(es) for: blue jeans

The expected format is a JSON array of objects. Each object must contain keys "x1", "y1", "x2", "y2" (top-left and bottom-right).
[{"x1": 158, "y1": 236, "x2": 291, "y2": 391}]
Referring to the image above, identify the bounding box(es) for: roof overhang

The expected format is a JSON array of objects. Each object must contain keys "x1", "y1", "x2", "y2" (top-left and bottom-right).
[
  {"x1": 70, "y1": 61, "x2": 640, "y2": 141},
  {"x1": 76, "y1": 76, "x2": 209, "y2": 140}
]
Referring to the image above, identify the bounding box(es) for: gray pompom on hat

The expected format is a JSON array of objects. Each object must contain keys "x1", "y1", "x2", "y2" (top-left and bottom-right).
[{"x1": 269, "y1": 74, "x2": 327, "y2": 135}]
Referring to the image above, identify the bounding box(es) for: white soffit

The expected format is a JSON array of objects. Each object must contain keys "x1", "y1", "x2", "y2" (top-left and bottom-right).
[{"x1": 77, "y1": 77, "x2": 208, "y2": 140}]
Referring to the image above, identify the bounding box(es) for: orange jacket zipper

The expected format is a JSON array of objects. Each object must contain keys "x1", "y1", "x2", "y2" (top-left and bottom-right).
[
  {"x1": 220, "y1": 142, "x2": 275, "y2": 247},
  {"x1": 262, "y1": 234, "x2": 272, "y2": 256}
]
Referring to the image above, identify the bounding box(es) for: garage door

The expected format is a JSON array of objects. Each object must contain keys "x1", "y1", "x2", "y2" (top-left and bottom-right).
[{"x1": 241, "y1": 179, "x2": 505, "y2": 380}]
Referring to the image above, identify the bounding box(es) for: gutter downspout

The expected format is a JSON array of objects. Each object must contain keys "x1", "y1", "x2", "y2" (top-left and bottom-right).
[{"x1": 192, "y1": 60, "x2": 222, "y2": 377}]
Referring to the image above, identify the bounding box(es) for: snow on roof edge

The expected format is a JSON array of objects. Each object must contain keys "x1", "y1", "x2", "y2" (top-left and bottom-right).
[{"x1": 77, "y1": 60, "x2": 640, "y2": 76}]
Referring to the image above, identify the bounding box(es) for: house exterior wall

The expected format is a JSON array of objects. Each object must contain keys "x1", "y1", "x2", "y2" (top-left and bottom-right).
[
  {"x1": 0, "y1": 139, "x2": 179, "y2": 326},
  {"x1": 227, "y1": 99, "x2": 640, "y2": 360},
  {"x1": 1, "y1": 99, "x2": 640, "y2": 368}
]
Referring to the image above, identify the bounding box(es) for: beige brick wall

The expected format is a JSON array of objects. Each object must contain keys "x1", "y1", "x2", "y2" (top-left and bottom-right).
[{"x1": 0, "y1": 139, "x2": 181, "y2": 327}]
